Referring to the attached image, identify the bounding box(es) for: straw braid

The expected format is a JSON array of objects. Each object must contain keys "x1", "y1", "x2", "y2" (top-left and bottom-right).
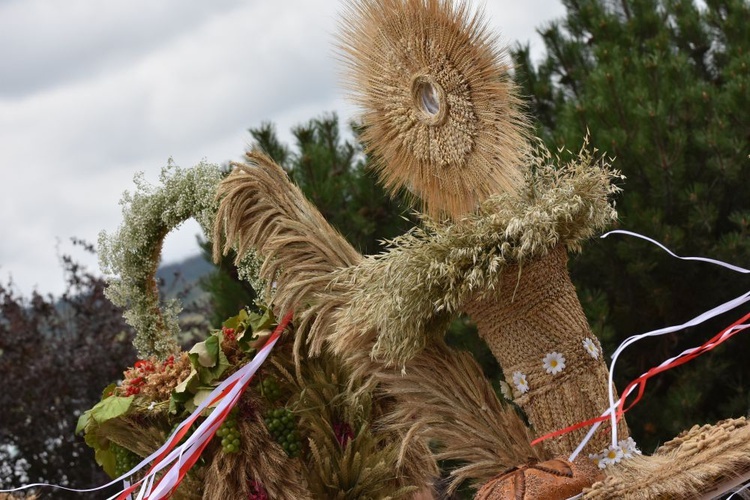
[{"x1": 584, "y1": 417, "x2": 750, "y2": 499}]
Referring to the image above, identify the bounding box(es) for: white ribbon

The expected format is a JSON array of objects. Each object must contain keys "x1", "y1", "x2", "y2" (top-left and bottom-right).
[
  {"x1": 0, "y1": 336, "x2": 278, "y2": 498},
  {"x1": 565, "y1": 230, "x2": 750, "y2": 457},
  {"x1": 601, "y1": 230, "x2": 750, "y2": 274}
]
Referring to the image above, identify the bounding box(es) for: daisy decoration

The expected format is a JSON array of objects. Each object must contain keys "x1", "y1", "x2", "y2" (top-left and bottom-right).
[
  {"x1": 511, "y1": 371, "x2": 529, "y2": 394},
  {"x1": 542, "y1": 352, "x2": 566, "y2": 375},
  {"x1": 583, "y1": 338, "x2": 600, "y2": 359}
]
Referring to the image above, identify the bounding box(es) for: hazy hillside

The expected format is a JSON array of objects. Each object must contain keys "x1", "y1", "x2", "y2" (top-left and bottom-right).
[{"x1": 156, "y1": 253, "x2": 213, "y2": 303}]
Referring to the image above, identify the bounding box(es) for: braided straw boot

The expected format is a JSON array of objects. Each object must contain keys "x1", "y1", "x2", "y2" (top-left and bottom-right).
[{"x1": 463, "y1": 245, "x2": 629, "y2": 457}]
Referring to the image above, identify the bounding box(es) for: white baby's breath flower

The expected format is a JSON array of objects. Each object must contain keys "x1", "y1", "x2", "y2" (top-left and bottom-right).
[
  {"x1": 511, "y1": 371, "x2": 529, "y2": 394},
  {"x1": 583, "y1": 337, "x2": 600, "y2": 359},
  {"x1": 99, "y1": 161, "x2": 225, "y2": 358},
  {"x1": 542, "y1": 352, "x2": 566, "y2": 375}
]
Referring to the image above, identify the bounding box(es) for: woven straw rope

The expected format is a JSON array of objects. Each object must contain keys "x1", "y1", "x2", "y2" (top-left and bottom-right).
[{"x1": 464, "y1": 245, "x2": 629, "y2": 456}]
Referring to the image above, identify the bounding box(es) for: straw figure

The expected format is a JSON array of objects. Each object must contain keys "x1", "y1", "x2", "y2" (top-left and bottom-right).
[{"x1": 85, "y1": 0, "x2": 750, "y2": 498}]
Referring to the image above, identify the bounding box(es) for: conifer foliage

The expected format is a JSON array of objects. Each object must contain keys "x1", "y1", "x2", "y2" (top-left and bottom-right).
[
  {"x1": 250, "y1": 115, "x2": 413, "y2": 255},
  {"x1": 513, "y1": 0, "x2": 750, "y2": 451}
]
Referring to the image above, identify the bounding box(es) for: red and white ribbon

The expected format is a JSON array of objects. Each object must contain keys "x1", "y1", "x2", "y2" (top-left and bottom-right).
[
  {"x1": 564, "y1": 314, "x2": 750, "y2": 462},
  {"x1": 117, "y1": 310, "x2": 292, "y2": 500},
  {"x1": 529, "y1": 230, "x2": 749, "y2": 461},
  {"x1": 1, "y1": 311, "x2": 293, "y2": 499},
  {"x1": 601, "y1": 230, "x2": 749, "y2": 449}
]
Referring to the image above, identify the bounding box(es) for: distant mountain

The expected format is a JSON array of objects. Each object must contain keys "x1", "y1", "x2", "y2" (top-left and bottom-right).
[{"x1": 156, "y1": 254, "x2": 214, "y2": 303}]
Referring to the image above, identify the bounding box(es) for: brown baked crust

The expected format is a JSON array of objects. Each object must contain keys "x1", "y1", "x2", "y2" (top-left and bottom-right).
[{"x1": 476, "y1": 456, "x2": 602, "y2": 500}]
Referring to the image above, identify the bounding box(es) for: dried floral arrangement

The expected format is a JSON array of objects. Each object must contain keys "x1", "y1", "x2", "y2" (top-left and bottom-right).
[{"x1": 5, "y1": 0, "x2": 748, "y2": 499}]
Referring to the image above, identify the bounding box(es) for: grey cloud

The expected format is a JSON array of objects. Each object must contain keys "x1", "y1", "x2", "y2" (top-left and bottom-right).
[
  {"x1": 0, "y1": 0, "x2": 565, "y2": 296},
  {"x1": 0, "y1": 0, "x2": 245, "y2": 97}
]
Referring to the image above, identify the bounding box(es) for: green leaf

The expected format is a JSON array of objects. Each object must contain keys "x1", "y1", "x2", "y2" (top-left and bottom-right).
[
  {"x1": 75, "y1": 410, "x2": 92, "y2": 435},
  {"x1": 197, "y1": 347, "x2": 230, "y2": 385},
  {"x1": 96, "y1": 447, "x2": 117, "y2": 478},
  {"x1": 189, "y1": 335, "x2": 220, "y2": 368},
  {"x1": 84, "y1": 426, "x2": 101, "y2": 449},
  {"x1": 89, "y1": 396, "x2": 134, "y2": 424},
  {"x1": 222, "y1": 309, "x2": 249, "y2": 331},
  {"x1": 100, "y1": 382, "x2": 117, "y2": 400},
  {"x1": 192, "y1": 389, "x2": 217, "y2": 411},
  {"x1": 174, "y1": 367, "x2": 200, "y2": 395},
  {"x1": 248, "y1": 305, "x2": 275, "y2": 332}
]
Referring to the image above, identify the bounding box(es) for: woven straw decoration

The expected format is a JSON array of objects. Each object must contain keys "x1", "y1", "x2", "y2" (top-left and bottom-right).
[
  {"x1": 463, "y1": 245, "x2": 629, "y2": 457},
  {"x1": 338, "y1": 0, "x2": 529, "y2": 220}
]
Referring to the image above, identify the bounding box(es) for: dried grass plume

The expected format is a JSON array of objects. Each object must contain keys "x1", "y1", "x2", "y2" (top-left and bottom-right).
[
  {"x1": 213, "y1": 152, "x2": 362, "y2": 319},
  {"x1": 339, "y1": 0, "x2": 529, "y2": 220}
]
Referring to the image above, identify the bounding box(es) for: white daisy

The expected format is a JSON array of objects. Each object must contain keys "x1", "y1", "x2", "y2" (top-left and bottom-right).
[
  {"x1": 583, "y1": 338, "x2": 600, "y2": 359},
  {"x1": 542, "y1": 352, "x2": 566, "y2": 375},
  {"x1": 511, "y1": 371, "x2": 529, "y2": 394},
  {"x1": 589, "y1": 452, "x2": 608, "y2": 470},
  {"x1": 604, "y1": 444, "x2": 624, "y2": 465},
  {"x1": 499, "y1": 380, "x2": 513, "y2": 400},
  {"x1": 619, "y1": 437, "x2": 641, "y2": 459}
]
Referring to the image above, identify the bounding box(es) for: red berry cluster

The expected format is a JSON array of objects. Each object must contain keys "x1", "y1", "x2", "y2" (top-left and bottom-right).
[
  {"x1": 222, "y1": 327, "x2": 237, "y2": 343},
  {"x1": 120, "y1": 356, "x2": 174, "y2": 396}
]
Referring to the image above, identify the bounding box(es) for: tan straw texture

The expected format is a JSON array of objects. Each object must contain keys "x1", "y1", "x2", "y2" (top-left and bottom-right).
[
  {"x1": 463, "y1": 245, "x2": 629, "y2": 457},
  {"x1": 584, "y1": 417, "x2": 750, "y2": 499},
  {"x1": 338, "y1": 0, "x2": 529, "y2": 220}
]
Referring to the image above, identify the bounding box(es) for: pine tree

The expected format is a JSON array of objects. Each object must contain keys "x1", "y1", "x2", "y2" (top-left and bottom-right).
[
  {"x1": 513, "y1": 0, "x2": 750, "y2": 451},
  {"x1": 254, "y1": 115, "x2": 413, "y2": 255}
]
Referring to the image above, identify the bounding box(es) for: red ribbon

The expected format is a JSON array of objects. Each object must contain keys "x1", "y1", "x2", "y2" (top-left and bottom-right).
[
  {"x1": 116, "y1": 310, "x2": 294, "y2": 499},
  {"x1": 531, "y1": 311, "x2": 750, "y2": 447}
]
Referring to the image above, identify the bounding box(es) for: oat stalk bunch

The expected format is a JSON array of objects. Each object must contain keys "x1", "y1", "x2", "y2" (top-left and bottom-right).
[
  {"x1": 339, "y1": 0, "x2": 529, "y2": 220},
  {"x1": 319, "y1": 142, "x2": 622, "y2": 367}
]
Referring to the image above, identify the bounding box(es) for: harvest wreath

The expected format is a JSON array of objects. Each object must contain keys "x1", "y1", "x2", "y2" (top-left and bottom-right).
[{"x1": 4, "y1": 0, "x2": 749, "y2": 498}]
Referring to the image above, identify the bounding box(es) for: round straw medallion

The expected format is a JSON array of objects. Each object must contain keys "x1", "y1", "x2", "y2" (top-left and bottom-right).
[{"x1": 339, "y1": 0, "x2": 529, "y2": 220}]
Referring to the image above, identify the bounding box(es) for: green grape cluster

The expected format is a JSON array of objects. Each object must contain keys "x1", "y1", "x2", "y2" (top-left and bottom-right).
[
  {"x1": 260, "y1": 376, "x2": 281, "y2": 401},
  {"x1": 216, "y1": 409, "x2": 242, "y2": 454},
  {"x1": 264, "y1": 408, "x2": 301, "y2": 457},
  {"x1": 111, "y1": 443, "x2": 139, "y2": 477}
]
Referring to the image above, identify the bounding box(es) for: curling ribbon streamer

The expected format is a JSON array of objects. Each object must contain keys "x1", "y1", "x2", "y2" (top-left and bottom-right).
[
  {"x1": 0, "y1": 311, "x2": 293, "y2": 499},
  {"x1": 530, "y1": 312, "x2": 750, "y2": 459},
  {"x1": 601, "y1": 230, "x2": 750, "y2": 275},
  {"x1": 529, "y1": 230, "x2": 750, "y2": 460},
  {"x1": 601, "y1": 230, "x2": 749, "y2": 448}
]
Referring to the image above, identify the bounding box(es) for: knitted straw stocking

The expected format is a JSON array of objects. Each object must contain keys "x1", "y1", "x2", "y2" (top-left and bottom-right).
[{"x1": 463, "y1": 245, "x2": 628, "y2": 457}]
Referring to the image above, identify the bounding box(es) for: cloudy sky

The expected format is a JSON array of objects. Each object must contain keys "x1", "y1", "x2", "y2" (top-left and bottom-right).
[{"x1": 0, "y1": 0, "x2": 566, "y2": 297}]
